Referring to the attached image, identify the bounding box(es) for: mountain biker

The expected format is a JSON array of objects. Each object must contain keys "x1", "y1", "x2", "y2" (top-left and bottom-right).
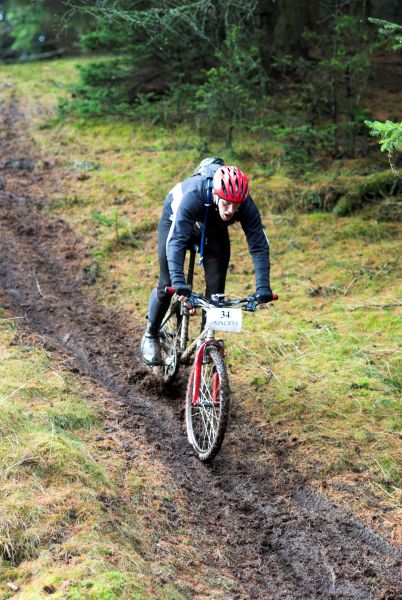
[{"x1": 140, "y1": 157, "x2": 273, "y2": 365}]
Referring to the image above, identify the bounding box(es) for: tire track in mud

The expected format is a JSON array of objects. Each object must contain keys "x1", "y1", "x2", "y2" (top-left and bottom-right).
[{"x1": 0, "y1": 99, "x2": 400, "y2": 599}]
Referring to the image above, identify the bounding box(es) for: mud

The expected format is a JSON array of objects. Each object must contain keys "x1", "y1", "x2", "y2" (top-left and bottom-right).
[{"x1": 0, "y1": 97, "x2": 400, "y2": 599}]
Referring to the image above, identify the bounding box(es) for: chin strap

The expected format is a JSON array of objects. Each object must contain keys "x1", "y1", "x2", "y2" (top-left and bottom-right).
[{"x1": 199, "y1": 178, "x2": 213, "y2": 266}]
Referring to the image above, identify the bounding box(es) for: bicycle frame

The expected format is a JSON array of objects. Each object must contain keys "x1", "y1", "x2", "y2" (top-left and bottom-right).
[
  {"x1": 163, "y1": 248, "x2": 225, "y2": 403},
  {"x1": 182, "y1": 331, "x2": 223, "y2": 405},
  {"x1": 169, "y1": 247, "x2": 257, "y2": 367},
  {"x1": 161, "y1": 247, "x2": 277, "y2": 461}
]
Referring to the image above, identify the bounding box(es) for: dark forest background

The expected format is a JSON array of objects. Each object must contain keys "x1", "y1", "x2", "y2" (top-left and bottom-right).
[{"x1": 1, "y1": 1, "x2": 401, "y2": 159}]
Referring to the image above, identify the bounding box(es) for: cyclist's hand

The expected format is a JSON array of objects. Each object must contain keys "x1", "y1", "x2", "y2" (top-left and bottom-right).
[
  {"x1": 175, "y1": 284, "x2": 192, "y2": 302},
  {"x1": 253, "y1": 288, "x2": 274, "y2": 305}
]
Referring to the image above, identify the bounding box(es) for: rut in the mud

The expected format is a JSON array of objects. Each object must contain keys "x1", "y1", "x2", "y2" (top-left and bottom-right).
[{"x1": 0, "y1": 98, "x2": 400, "y2": 600}]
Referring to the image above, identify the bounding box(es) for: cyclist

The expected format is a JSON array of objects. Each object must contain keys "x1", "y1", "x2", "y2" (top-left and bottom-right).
[{"x1": 141, "y1": 157, "x2": 273, "y2": 365}]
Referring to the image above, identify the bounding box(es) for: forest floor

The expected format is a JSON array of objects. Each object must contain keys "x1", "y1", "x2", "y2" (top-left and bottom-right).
[{"x1": 0, "y1": 59, "x2": 401, "y2": 599}]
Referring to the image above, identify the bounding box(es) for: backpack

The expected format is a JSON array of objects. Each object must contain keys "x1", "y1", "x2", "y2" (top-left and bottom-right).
[
  {"x1": 192, "y1": 157, "x2": 224, "y2": 179},
  {"x1": 192, "y1": 158, "x2": 224, "y2": 265}
]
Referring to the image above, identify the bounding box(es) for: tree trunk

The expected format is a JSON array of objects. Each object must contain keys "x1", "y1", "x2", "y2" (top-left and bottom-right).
[
  {"x1": 272, "y1": 0, "x2": 321, "y2": 56},
  {"x1": 256, "y1": 0, "x2": 321, "y2": 72},
  {"x1": 226, "y1": 124, "x2": 233, "y2": 149},
  {"x1": 345, "y1": 67, "x2": 356, "y2": 158}
]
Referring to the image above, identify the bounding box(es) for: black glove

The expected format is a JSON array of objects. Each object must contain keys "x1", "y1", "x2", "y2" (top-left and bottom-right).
[
  {"x1": 175, "y1": 284, "x2": 192, "y2": 298},
  {"x1": 253, "y1": 288, "x2": 273, "y2": 304}
]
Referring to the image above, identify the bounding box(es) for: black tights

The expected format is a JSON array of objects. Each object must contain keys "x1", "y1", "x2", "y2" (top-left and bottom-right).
[{"x1": 147, "y1": 218, "x2": 230, "y2": 331}]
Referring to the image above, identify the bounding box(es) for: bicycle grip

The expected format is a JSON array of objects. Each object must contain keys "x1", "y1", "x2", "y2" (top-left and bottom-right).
[
  {"x1": 272, "y1": 293, "x2": 278, "y2": 301},
  {"x1": 165, "y1": 286, "x2": 175, "y2": 296}
]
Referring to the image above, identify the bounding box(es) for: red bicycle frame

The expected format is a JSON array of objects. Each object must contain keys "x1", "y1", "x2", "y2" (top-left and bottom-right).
[{"x1": 191, "y1": 339, "x2": 223, "y2": 406}]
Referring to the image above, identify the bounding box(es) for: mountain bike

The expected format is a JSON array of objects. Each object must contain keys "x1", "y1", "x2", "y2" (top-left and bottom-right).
[{"x1": 157, "y1": 247, "x2": 277, "y2": 462}]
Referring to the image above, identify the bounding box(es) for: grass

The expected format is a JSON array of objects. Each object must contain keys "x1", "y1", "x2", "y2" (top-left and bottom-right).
[
  {"x1": 0, "y1": 316, "x2": 234, "y2": 599},
  {"x1": 229, "y1": 212, "x2": 401, "y2": 516},
  {"x1": 0, "y1": 316, "x2": 149, "y2": 598},
  {"x1": 1, "y1": 58, "x2": 401, "y2": 538}
]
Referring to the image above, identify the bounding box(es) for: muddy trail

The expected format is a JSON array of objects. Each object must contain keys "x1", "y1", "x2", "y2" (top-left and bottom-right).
[{"x1": 0, "y1": 98, "x2": 400, "y2": 600}]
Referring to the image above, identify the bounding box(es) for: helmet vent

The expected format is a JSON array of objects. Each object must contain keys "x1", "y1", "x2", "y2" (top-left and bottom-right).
[
  {"x1": 212, "y1": 165, "x2": 249, "y2": 203},
  {"x1": 221, "y1": 179, "x2": 228, "y2": 196}
]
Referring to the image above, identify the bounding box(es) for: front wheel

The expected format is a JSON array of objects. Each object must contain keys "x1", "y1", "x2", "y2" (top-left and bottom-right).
[{"x1": 185, "y1": 345, "x2": 230, "y2": 462}]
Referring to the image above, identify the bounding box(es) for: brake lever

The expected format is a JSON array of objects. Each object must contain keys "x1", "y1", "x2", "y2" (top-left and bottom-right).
[
  {"x1": 182, "y1": 293, "x2": 198, "y2": 313},
  {"x1": 244, "y1": 299, "x2": 258, "y2": 312}
]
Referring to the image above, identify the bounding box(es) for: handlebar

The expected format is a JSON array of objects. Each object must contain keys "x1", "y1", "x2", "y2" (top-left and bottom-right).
[{"x1": 165, "y1": 287, "x2": 278, "y2": 311}]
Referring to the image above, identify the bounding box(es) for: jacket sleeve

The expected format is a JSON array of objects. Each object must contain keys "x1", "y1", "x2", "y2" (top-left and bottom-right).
[
  {"x1": 166, "y1": 192, "x2": 201, "y2": 289},
  {"x1": 239, "y1": 197, "x2": 271, "y2": 290}
]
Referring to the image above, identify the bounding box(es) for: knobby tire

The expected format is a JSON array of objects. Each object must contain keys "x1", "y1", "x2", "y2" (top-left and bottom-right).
[{"x1": 185, "y1": 346, "x2": 230, "y2": 463}]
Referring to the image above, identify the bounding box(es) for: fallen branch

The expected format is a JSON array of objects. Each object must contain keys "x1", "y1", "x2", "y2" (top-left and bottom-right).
[
  {"x1": 4, "y1": 49, "x2": 66, "y2": 64},
  {"x1": 0, "y1": 456, "x2": 41, "y2": 478}
]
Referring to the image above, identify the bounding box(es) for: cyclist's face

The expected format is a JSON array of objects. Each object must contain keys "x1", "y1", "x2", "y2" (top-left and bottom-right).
[{"x1": 216, "y1": 196, "x2": 240, "y2": 221}]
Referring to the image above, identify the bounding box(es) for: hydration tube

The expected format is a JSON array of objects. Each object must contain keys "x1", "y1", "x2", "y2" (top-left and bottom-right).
[{"x1": 198, "y1": 178, "x2": 213, "y2": 266}]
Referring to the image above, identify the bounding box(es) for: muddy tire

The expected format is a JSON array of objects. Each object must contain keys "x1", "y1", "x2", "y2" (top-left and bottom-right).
[
  {"x1": 159, "y1": 300, "x2": 182, "y2": 384},
  {"x1": 185, "y1": 346, "x2": 230, "y2": 462}
]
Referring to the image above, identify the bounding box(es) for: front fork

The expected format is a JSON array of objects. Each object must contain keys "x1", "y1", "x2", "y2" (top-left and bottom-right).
[{"x1": 191, "y1": 337, "x2": 224, "y2": 406}]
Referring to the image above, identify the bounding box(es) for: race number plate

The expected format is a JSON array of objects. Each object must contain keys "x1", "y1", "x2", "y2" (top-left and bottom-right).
[{"x1": 205, "y1": 307, "x2": 242, "y2": 333}]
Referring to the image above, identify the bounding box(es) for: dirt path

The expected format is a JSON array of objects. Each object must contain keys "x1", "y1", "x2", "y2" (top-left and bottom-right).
[{"x1": 0, "y1": 97, "x2": 400, "y2": 599}]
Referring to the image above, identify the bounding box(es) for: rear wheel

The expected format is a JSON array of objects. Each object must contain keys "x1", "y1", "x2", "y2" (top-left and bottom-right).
[
  {"x1": 185, "y1": 345, "x2": 230, "y2": 462},
  {"x1": 159, "y1": 300, "x2": 182, "y2": 383}
]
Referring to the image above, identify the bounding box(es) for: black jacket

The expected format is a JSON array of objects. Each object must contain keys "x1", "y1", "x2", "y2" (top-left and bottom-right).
[{"x1": 161, "y1": 175, "x2": 270, "y2": 291}]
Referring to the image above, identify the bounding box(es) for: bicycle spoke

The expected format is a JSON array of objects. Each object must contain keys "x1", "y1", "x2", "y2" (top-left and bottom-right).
[
  {"x1": 189, "y1": 359, "x2": 222, "y2": 451},
  {"x1": 200, "y1": 406, "x2": 215, "y2": 448},
  {"x1": 196, "y1": 405, "x2": 217, "y2": 450},
  {"x1": 186, "y1": 346, "x2": 230, "y2": 461}
]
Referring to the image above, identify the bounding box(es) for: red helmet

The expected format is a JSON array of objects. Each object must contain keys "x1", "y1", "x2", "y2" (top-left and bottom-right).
[{"x1": 213, "y1": 165, "x2": 249, "y2": 203}]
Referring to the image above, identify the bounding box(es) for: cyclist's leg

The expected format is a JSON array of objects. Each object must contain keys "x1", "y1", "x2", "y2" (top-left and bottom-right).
[
  {"x1": 201, "y1": 229, "x2": 230, "y2": 327},
  {"x1": 203, "y1": 228, "x2": 230, "y2": 296},
  {"x1": 146, "y1": 288, "x2": 170, "y2": 332},
  {"x1": 149, "y1": 218, "x2": 173, "y2": 326},
  {"x1": 141, "y1": 219, "x2": 172, "y2": 365}
]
